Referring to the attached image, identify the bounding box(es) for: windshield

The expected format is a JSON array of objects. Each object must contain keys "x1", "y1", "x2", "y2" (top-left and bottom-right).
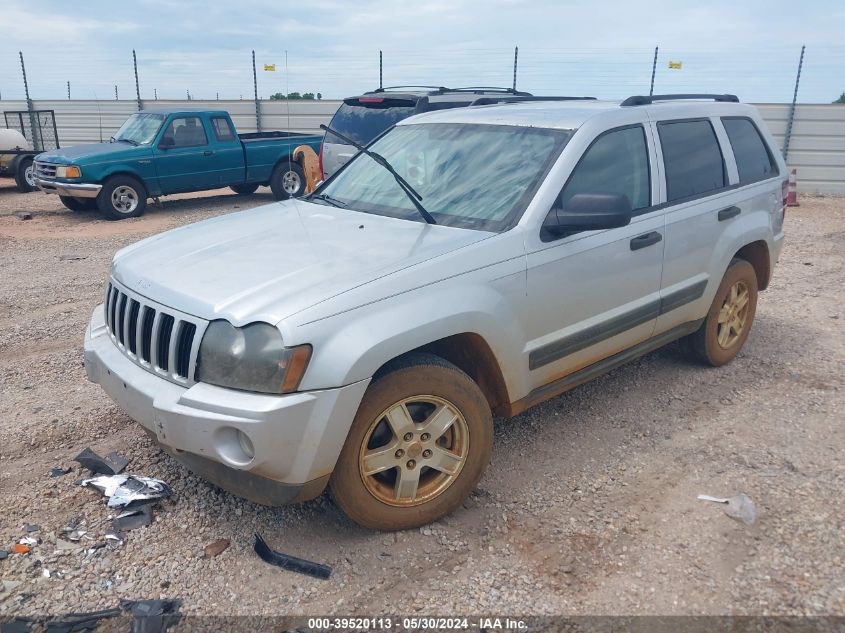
[
  {"x1": 114, "y1": 113, "x2": 166, "y2": 145},
  {"x1": 317, "y1": 123, "x2": 571, "y2": 231},
  {"x1": 326, "y1": 100, "x2": 417, "y2": 145}
]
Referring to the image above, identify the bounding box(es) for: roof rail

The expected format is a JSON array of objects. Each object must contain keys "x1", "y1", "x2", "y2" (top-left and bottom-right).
[
  {"x1": 451, "y1": 86, "x2": 526, "y2": 94},
  {"x1": 620, "y1": 93, "x2": 740, "y2": 106},
  {"x1": 373, "y1": 85, "x2": 449, "y2": 93},
  {"x1": 470, "y1": 95, "x2": 597, "y2": 106}
]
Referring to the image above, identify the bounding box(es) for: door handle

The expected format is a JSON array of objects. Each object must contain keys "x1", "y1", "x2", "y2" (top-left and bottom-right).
[
  {"x1": 630, "y1": 231, "x2": 662, "y2": 251},
  {"x1": 718, "y1": 206, "x2": 741, "y2": 221},
  {"x1": 203, "y1": 150, "x2": 214, "y2": 156}
]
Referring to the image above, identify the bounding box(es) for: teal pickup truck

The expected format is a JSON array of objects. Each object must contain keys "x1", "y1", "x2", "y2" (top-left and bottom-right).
[{"x1": 33, "y1": 110, "x2": 323, "y2": 219}]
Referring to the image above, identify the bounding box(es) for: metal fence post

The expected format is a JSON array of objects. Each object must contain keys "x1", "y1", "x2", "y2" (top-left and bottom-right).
[
  {"x1": 649, "y1": 46, "x2": 658, "y2": 96},
  {"x1": 67, "y1": 81, "x2": 71, "y2": 100},
  {"x1": 512, "y1": 46, "x2": 519, "y2": 91},
  {"x1": 782, "y1": 44, "x2": 805, "y2": 164},
  {"x1": 252, "y1": 50, "x2": 262, "y2": 132},
  {"x1": 379, "y1": 50, "x2": 383, "y2": 90},
  {"x1": 19, "y1": 51, "x2": 42, "y2": 150},
  {"x1": 133, "y1": 50, "x2": 143, "y2": 111}
]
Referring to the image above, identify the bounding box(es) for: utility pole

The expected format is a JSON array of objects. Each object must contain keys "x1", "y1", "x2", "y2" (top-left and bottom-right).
[
  {"x1": 133, "y1": 49, "x2": 142, "y2": 111},
  {"x1": 649, "y1": 46, "x2": 658, "y2": 96},
  {"x1": 252, "y1": 50, "x2": 261, "y2": 131},
  {"x1": 512, "y1": 46, "x2": 519, "y2": 91},
  {"x1": 783, "y1": 45, "x2": 805, "y2": 163}
]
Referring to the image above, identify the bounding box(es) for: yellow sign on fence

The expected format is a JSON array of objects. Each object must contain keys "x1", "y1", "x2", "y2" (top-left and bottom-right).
[
  {"x1": 264, "y1": 64, "x2": 276, "y2": 72},
  {"x1": 668, "y1": 61, "x2": 683, "y2": 70}
]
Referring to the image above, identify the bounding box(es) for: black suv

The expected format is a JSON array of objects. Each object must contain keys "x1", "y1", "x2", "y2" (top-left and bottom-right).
[{"x1": 320, "y1": 86, "x2": 532, "y2": 178}]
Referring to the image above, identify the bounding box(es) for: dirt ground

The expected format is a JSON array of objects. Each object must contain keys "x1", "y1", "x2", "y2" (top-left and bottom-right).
[{"x1": 0, "y1": 182, "x2": 843, "y2": 620}]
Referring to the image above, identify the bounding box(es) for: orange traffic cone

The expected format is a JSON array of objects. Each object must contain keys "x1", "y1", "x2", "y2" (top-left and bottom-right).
[{"x1": 786, "y1": 168, "x2": 799, "y2": 207}]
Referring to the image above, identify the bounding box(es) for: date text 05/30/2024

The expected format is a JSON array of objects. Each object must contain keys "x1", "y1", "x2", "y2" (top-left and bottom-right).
[{"x1": 306, "y1": 617, "x2": 528, "y2": 630}]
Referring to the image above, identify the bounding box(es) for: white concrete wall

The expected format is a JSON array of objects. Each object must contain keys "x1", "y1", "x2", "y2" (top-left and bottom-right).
[{"x1": 2, "y1": 99, "x2": 843, "y2": 194}]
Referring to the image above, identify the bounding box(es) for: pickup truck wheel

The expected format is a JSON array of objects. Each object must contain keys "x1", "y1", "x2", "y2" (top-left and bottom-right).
[
  {"x1": 682, "y1": 258, "x2": 758, "y2": 366},
  {"x1": 230, "y1": 183, "x2": 260, "y2": 195},
  {"x1": 97, "y1": 176, "x2": 147, "y2": 220},
  {"x1": 15, "y1": 157, "x2": 36, "y2": 192},
  {"x1": 269, "y1": 162, "x2": 306, "y2": 200},
  {"x1": 331, "y1": 353, "x2": 493, "y2": 531},
  {"x1": 60, "y1": 196, "x2": 98, "y2": 212}
]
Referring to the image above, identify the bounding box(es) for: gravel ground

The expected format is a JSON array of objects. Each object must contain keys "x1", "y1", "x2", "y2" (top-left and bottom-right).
[{"x1": 0, "y1": 183, "x2": 843, "y2": 620}]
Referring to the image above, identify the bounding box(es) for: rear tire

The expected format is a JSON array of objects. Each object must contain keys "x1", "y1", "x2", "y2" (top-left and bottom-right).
[
  {"x1": 97, "y1": 175, "x2": 147, "y2": 220},
  {"x1": 330, "y1": 353, "x2": 493, "y2": 531},
  {"x1": 15, "y1": 157, "x2": 35, "y2": 192},
  {"x1": 230, "y1": 183, "x2": 260, "y2": 195},
  {"x1": 682, "y1": 258, "x2": 758, "y2": 366},
  {"x1": 269, "y1": 162, "x2": 306, "y2": 200},
  {"x1": 60, "y1": 196, "x2": 98, "y2": 212}
]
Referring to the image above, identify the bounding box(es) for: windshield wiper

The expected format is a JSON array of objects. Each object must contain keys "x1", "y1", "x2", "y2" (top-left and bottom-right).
[
  {"x1": 310, "y1": 193, "x2": 347, "y2": 208},
  {"x1": 115, "y1": 137, "x2": 139, "y2": 146},
  {"x1": 319, "y1": 124, "x2": 436, "y2": 225}
]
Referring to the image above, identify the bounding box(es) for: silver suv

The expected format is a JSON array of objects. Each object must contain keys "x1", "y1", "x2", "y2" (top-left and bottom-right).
[{"x1": 84, "y1": 94, "x2": 786, "y2": 530}]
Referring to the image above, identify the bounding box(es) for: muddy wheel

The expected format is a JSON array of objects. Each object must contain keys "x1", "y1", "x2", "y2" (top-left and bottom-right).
[
  {"x1": 15, "y1": 156, "x2": 36, "y2": 192},
  {"x1": 331, "y1": 353, "x2": 493, "y2": 531},
  {"x1": 230, "y1": 183, "x2": 260, "y2": 195},
  {"x1": 269, "y1": 162, "x2": 306, "y2": 200},
  {"x1": 60, "y1": 196, "x2": 98, "y2": 212},
  {"x1": 682, "y1": 258, "x2": 758, "y2": 366}
]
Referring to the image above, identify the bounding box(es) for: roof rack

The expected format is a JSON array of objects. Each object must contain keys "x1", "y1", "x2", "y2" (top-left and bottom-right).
[
  {"x1": 451, "y1": 86, "x2": 525, "y2": 94},
  {"x1": 373, "y1": 85, "x2": 449, "y2": 93},
  {"x1": 470, "y1": 95, "x2": 597, "y2": 106},
  {"x1": 620, "y1": 93, "x2": 740, "y2": 107}
]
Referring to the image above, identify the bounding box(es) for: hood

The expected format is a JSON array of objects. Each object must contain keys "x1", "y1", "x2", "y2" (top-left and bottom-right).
[
  {"x1": 36, "y1": 142, "x2": 143, "y2": 164},
  {"x1": 112, "y1": 199, "x2": 494, "y2": 325}
]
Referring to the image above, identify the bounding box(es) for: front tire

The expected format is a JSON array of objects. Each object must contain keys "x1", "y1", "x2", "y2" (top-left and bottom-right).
[
  {"x1": 682, "y1": 258, "x2": 758, "y2": 366},
  {"x1": 230, "y1": 183, "x2": 260, "y2": 195},
  {"x1": 60, "y1": 196, "x2": 98, "y2": 212},
  {"x1": 269, "y1": 162, "x2": 306, "y2": 200},
  {"x1": 15, "y1": 157, "x2": 36, "y2": 192},
  {"x1": 97, "y1": 175, "x2": 147, "y2": 220},
  {"x1": 331, "y1": 353, "x2": 493, "y2": 531}
]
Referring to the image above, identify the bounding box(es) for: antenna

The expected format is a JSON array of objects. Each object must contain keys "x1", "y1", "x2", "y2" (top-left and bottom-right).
[{"x1": 286, "y1": 50, "x2": 292, "y2": 184}]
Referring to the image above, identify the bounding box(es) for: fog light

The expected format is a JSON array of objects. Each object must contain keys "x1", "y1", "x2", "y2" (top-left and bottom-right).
[{"x1": 237, "y1": 429, "x2": 255, "y2": 460}]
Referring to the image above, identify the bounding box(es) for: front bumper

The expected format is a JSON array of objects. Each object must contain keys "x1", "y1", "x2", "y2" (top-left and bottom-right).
[
  {"x1": 83, "y1": 304, "x2": 370, "y2": 506},
  {"x1": 36, "y1": 178, "x2": 102, "y2": 198}
]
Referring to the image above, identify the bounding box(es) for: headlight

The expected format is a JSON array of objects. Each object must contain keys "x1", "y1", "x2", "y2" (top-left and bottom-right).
[
  {"x1": 55, "y1": 165, "x2": 82, "y2": 178},
  {"x1": 197, "y1": 321, "x2": 311, "y2": 394}
]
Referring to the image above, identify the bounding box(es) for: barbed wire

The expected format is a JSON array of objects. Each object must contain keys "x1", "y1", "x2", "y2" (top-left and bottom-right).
[{"x1": 1, "y1": 45, "x2": 843, "y2": 103}]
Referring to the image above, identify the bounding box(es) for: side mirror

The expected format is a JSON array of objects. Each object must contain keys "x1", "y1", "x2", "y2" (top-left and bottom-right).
[
  {"x1": 158, "y1": 137, "x2": 175, "y2": 150},
  {"x1": 543, "y1": 193, "x2": 632, "y2": 236}
]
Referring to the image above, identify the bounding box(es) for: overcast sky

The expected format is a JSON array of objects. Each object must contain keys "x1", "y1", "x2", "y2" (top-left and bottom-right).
[{"x1": 1, "y1": 0, "x2": 843, "y2": 103}]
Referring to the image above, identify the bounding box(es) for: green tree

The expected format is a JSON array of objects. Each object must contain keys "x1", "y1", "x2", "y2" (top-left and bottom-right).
[
  {"x1": 302, "y1": 93, "x2": 315, "y2": 100},
  {"x1": 269, "y1": 92, "x2": 285, "y2": 100},
  {"x1": 833, "y1": 92, "x2": 845, "y2": 104}
]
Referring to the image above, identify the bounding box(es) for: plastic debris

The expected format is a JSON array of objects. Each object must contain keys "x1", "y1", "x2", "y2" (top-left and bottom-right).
[
  {"x1": 0, "y1": 549, "x2": 9, "y2": 560},
  {"x1": 698, "y1": 493, "x2": 757, "y2": 525},
  {"x1": 254, "y1": 532, "x2": 332, "y2": 580},
  {"x1": 74, "y1": 448, "x2": 129, "y2": 476},
  {"x1": 82, "y1": 474, "x2": 171, "y2": 508},
  {"x1": 12, "y1": 543, "x2": 31, "y2": 555},
  {"x1": 50, "y1": 467, "x2": 72, "y2": 478},
  {"x1": 24, "y1": 523, "x2": 40, "y2": 533},
  {"x1": 113, "y1": 505, "x2": 154, "y2": 531},
  {"x1": 19, "y1": 537, "x2": 38, "y2": 547},
  {"x1": 42, "y1": 608, "x2": 121, "y2": 633},
  {"x1": 104, "y1": 531, "x2": 124, "y2": 543},
  {"x1": 120, "y1": 598, "x2": 182, "y2": 633},
  {"x1": 203, "y1": 538, "x2": 230, "y2": 559}
]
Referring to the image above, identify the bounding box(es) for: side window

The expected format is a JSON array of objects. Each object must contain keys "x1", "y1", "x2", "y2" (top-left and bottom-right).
[
  {"x1": 658, "y1": 119, "x2": 725, "y2": 202},
  {"x1": 722, "y1": 117, "x2": 777, "y2": 184},
  {"x1": 557, "y1": 125, "x2": 651, "y2": 213},
  {"x1": 211, "y1": 116, "x2": 235, "y2": 142},
  {"x1": 161, "y1": 116, "x2": 208, "y2": 148}
]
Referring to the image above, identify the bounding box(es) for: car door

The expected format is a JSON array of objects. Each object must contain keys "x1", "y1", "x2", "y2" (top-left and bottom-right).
[
  {"x1": 523, "y1": 124, "x2": 665, "y2": 391},
  {"x1": 651, "y1": 116, "x2": 751, "y2": 336},
  {"x1": 154, "y1": 115, "x2": 217, "y2": 194},
  {"x1": 208, "y1": 115, "x2": 246, "y2": 185}
]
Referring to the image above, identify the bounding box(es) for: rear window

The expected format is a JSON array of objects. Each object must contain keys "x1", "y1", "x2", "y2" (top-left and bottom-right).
[
  {"x1": 326, "y1": 99, "x2": 417, "y2": 145},
  {"x1": 658, "y1": 119, "x2": 726, "y2": 202},
  {"x1": 211, "y1": 116, "x2": 235, "y2": 142},
  {"x1": 722, "y1": 117, "x2": 777, "y2": 184}
]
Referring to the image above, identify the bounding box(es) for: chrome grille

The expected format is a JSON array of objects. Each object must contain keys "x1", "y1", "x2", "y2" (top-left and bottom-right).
[
  {"x1": 104, "y1": 279, "x2": 207, "y2": 386},
  {"x1": 34, "y1": 161, "x2": 57, "y2": 179}
]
